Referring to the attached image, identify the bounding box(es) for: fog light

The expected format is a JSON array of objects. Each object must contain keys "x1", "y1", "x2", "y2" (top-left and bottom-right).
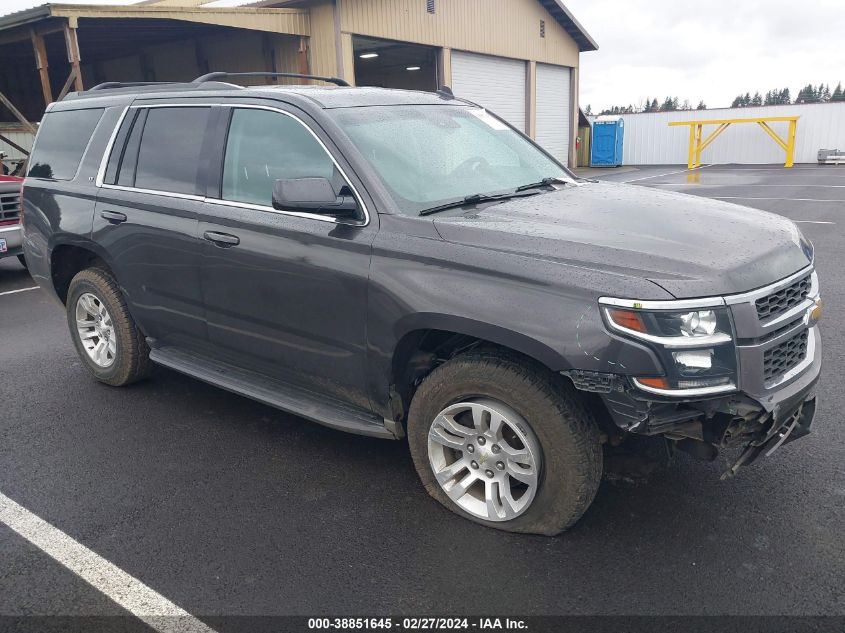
[
  {"x1": 810, "y1": 299, "x2": 823, "y2": 323},
  {"x1": 673, "y1": 349, "x2": 713, "y2": 371}
]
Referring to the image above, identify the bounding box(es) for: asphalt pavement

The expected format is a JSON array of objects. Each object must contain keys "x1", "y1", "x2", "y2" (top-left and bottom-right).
[{"x1": 1, "y1": 164, "x2": 843, "y2": 631}]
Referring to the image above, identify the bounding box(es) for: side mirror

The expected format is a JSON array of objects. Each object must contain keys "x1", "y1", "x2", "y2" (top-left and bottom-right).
[{"x1": 272, "y1": 177, "x2": 359, "y2": 218}]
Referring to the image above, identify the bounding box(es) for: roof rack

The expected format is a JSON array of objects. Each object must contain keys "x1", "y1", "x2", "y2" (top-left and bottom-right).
[
  {"x1": 89, "y1": 81, "x2": 186, "y2": 91},
  {"x1": 192, "y1": 71, "x2": 350, "y2": 87}
]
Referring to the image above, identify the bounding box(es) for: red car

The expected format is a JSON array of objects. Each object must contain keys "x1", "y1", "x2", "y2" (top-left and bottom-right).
[{"x1": 0, "y1": 175, "x2": 24, "y2": 268}]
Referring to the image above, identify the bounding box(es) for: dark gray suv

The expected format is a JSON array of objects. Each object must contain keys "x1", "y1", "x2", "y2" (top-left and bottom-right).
[{"x1": 22, "y1": 73, "x2": 822, "y2": 535}]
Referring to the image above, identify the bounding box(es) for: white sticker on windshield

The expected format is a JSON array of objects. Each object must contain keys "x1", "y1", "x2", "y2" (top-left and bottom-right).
[{"x1": 469, "y1": 108, "x2": 509, "y2": 131}]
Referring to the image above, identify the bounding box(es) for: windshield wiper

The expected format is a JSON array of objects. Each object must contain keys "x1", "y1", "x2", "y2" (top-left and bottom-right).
[
  {"x1": 418, "y1": 190, "x2": 540, "y2": 216},
  {"x1": 514, "y1": 176, "x2": 569, "y2": 192}
]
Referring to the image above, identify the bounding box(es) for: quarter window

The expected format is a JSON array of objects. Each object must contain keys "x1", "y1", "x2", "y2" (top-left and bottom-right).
[
  {"x1": 222, "y1": 108, "x2": 335, "y2": 207},
  {"x1": 28, "y1": 108, "x2": 104, "y2": 180},
  {"x1": 133, "y1": 107, "x2": 211, "y2": 195}
]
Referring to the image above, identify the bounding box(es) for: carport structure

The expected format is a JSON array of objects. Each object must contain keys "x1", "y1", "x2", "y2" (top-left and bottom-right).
[
  {"x1": 0, "y1": 0, "x2": 596, "y2": 167},
  {"x1": 0, "y1": 1, "x2": 311, "y2": 140}
]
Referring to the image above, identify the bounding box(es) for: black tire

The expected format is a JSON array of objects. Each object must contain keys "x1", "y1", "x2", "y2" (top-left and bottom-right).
[
  {"x1": 17, "y1": 254, "x2": 27, "y2": 270},
  {"x1": 407, "y1": 349, "x2": 602, "y2": 536},
  {"x1": 66, "y1": 267, "x2": 152, "y2": 386}
]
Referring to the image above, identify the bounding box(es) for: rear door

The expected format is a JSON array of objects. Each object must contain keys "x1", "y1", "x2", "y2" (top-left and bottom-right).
[
  {"x1": 197, "y1": 104, "x2": 377, "y2": 410},
  {"x1": 93, "y1": 104, "x2": 215, "y2": 350}
]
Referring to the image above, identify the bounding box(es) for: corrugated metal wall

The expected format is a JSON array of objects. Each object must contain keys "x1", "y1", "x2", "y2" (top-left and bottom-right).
[
  {"x1": 340, "y1": 0, "x2": 580, "y2": 67},
  {"x1": 602, "y1": 103, "x2": 845, "y2": 165}
]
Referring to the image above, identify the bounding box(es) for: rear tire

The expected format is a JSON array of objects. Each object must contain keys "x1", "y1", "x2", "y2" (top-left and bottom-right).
[
  {"x1": 17, "y1": 254, "x2": 27, "y2": 270},
  {"x1": 66, "y1": 267, "x2": 152, "y2": 386},
  {"x1": 407, "y1": 349, "x2": 602, "y2": 535}
]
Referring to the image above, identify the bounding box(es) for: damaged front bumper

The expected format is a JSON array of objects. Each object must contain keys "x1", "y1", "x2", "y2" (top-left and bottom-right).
[{"x1": 566, "y1": 323, "x2": 821, "y2": 477}]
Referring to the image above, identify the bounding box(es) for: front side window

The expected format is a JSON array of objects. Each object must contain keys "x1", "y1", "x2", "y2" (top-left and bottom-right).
[
  {"x1": 133, "y1": 107, "x2": 211, "y2": 195},
  {"x1": 328, "y1": 105, "x2": 572, "y2": 215},
  {"x1": 222, "y1": 108, "x2": 335, "y2": 207},
  {"x1": 28, "y1": 108, "x2": 104, "y2": 180}
]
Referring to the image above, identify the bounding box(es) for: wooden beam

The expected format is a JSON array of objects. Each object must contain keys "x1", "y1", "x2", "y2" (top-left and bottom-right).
[
  {"x1": 57, "y1": 68, "x2": 78, "y2": 101},
  {"x1": 0, "y1": 133, "x2": 30, "y2": 157},
  {"x1": 0, "y1": 93, "x2": 37, "y2": 135},
  {"x1": 30, "y1": 28, "x2": 53, "y2": 105},
  {"x1": 63, "y1": 21, "x2": 83, "y2": 92}
]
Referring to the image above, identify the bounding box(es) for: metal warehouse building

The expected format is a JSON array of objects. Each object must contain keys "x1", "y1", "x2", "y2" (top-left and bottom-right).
[{"x1": 0, "y1": 0, "x2": 596, "y2": 167}]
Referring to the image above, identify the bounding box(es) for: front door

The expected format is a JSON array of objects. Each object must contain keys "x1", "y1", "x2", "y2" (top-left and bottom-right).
[
  {"x1": 198, "y1": 105, "x2": 376, "y2": 410},
  {"x1": 93, "y1": 105, "x2": 214, "y2": 350}
]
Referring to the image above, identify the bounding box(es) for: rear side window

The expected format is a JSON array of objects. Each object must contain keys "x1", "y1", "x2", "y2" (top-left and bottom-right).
[
  {"x1": 123, "y1": 107, "x2": 211, "y2": 195},
  {"x1": 28, "y1": 108, "x2": 104, "y2": 180}
]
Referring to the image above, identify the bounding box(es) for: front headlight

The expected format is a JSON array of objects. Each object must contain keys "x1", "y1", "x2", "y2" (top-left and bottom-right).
[{"x1": 600, "y1": 300, "x2": 738, "y2": 395}]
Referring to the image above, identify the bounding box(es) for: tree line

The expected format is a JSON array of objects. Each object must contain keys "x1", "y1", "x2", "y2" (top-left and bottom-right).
[{"x1": 586, "y1": 81, "x2": 844, "y2": 116}]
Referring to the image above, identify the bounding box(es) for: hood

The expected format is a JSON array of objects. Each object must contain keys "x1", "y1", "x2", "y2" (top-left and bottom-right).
[{"x1": 431, "y1": 182, "x2": 812, "y2": 298}]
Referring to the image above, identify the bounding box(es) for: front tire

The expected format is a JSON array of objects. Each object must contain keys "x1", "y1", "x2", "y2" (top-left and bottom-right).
[
  {"x1": 407, "y1": 350, "x2": 602, "y2": 535},
  {"x1": 66, "y1": 267, "x2": 152, "y2": 386}
]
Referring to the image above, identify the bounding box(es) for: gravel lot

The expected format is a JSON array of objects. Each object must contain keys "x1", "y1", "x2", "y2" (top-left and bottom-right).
[{"x1": 1, "y1": 164, "x2": 843, "y2": 630}]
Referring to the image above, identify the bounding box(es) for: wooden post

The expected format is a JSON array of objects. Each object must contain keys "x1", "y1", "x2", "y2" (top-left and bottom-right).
[
  {"x1": 298, "y1": 36, "x2": 310, "y2": 75},
  {"x1": 262, "y1": 33, "x2": 277, "y2": 84},
  {"x1": 30, "y1": 28, "x2": 53, "y2": 105},
  {"x1": 194, "y1": 39, "x2": 209, "y2": 77},
  {"x1": 64, "y1": 19, "x2": 83, "y2": 92}
]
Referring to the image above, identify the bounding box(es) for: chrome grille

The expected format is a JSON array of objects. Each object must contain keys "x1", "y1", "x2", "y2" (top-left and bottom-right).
[
  {"x1": 0, "y1": 192, "x2": 21, "y2": 223},
  {"x1": 755, "y1": 274, "x2": 811, "y2": 320},
  {"x1": 763, "y1": 330, "x2": 808, "y2": 382}
]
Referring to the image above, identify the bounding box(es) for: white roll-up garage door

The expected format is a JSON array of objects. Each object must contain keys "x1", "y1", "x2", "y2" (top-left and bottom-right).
[
  {"x1": 451, "y1": 51, "x2": 526, "y2": 132},
  {"x1": 535, "y1": 63, "x2": 572, "y2": 164}
]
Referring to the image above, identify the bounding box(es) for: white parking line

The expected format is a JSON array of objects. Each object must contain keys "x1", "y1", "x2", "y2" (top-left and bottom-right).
[
  {"x1": 0, "y1": 491, "x2": 217, "y2": 633},
  {"x1": 713, "y1": 196, "x2": 845, "y2": 203},
  {"x1": 795, "y1": 221, "x2": 836, "y2": 224},
  {"x1": 0, "y1": 286, "x2": 39, "y2": 297},
  {"x1": 623, "y1": 164, "x2": 712, "y2": 184}
]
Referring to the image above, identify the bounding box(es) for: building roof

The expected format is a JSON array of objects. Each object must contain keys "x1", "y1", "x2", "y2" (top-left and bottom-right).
[
  {"x1": 252, "y1": 0, "x2": 598, "y2": 52},
  {"x1": 0, "y1": 1, "x2": 597, "y2": 53}
]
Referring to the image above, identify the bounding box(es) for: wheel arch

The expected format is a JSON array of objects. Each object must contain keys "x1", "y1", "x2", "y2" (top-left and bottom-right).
[
  {"x1": 386, "y1": 313, "x2": 572, "y2": 422},
  {"x1": 49, "y1": 239, "x2": 114, "y2": 304}
]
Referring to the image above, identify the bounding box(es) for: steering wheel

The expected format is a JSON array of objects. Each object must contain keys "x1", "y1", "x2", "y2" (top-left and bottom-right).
[{"x1": 450, "y1": 156, "x2": 491, "y2": 178}]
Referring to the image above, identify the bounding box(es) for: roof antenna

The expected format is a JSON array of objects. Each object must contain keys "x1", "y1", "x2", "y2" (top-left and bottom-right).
[{"x1": 436, "y1": 85, "x2": 454, "y2": 99}]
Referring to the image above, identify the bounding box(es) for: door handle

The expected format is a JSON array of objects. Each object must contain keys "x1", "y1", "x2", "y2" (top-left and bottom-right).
[
  {"x1": 203, "y1": 230, "x2": 240, "y2": 247},
  {"x1": 100, "y1": 210, "x2": 127, "y2": 224}
]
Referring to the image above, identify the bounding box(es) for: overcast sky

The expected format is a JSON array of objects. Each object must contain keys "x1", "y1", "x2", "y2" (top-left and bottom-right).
[
  {"x1": 566, "y1": 0, "x2": 845, "y2": 110},
  {"x1": 3, "y1": 0, "x2": 843, "y2": 111}
]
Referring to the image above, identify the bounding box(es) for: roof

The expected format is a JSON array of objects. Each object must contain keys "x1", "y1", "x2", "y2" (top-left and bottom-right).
[
  {"x1": 536, "y1": 0, "x2": 597, "y2": 51},
  {"x1": 254, "y1": 0, "x2": 598, "y2": 52}
]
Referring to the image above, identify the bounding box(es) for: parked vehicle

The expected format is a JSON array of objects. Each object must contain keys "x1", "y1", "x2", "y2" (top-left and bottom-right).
[
  {"x1": 22, "y1": 73, "x2": 822, "y2": 535},
  {"x1": 0, "y1": 174, "x2": 24, "y2": 267}
]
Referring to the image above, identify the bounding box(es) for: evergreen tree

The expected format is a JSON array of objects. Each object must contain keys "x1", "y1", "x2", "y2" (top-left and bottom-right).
[
  {"x1": 584, "y1": 104, "x2": 592, "y2": 115},
  {"x1": 833, "y1": 83, "x2": 844, "y2": 101},
  {"x1": 651, "y1": 98, "x2": 659, "y2": 111},
  {"x1": 781, "y1": 88, "x2": 791, "y2": 104},
  {"x1": 696, "y1": 100, "x2": 707, "y2": 110},
  {"x1": 751, "y1": 91, "x2": 762, "y2": 106},
  {"x1": 731, "y1": 95, "x2": 743, "y2": 108},
  {"x1": 821, "y1": 83, "x2": 831, "y2": 102},
  {"x1": 743, "y1": 92, "x2": 751, "y2": 106}
]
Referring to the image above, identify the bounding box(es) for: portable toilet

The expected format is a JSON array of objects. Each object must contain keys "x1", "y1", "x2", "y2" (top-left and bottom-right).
[{"x1": 590, "y1": 116, "x2": 624, "y2": 167}]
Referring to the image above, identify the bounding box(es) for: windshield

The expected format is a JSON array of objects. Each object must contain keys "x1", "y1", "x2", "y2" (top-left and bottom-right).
[{"x1": 328, "y1": 104, "x2": 572, "y2": 215}]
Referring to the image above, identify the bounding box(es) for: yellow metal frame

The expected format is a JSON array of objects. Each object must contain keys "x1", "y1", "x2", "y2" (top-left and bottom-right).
[{"x1": 668, "y1": 116, "x2": 799, "y2": 169}]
